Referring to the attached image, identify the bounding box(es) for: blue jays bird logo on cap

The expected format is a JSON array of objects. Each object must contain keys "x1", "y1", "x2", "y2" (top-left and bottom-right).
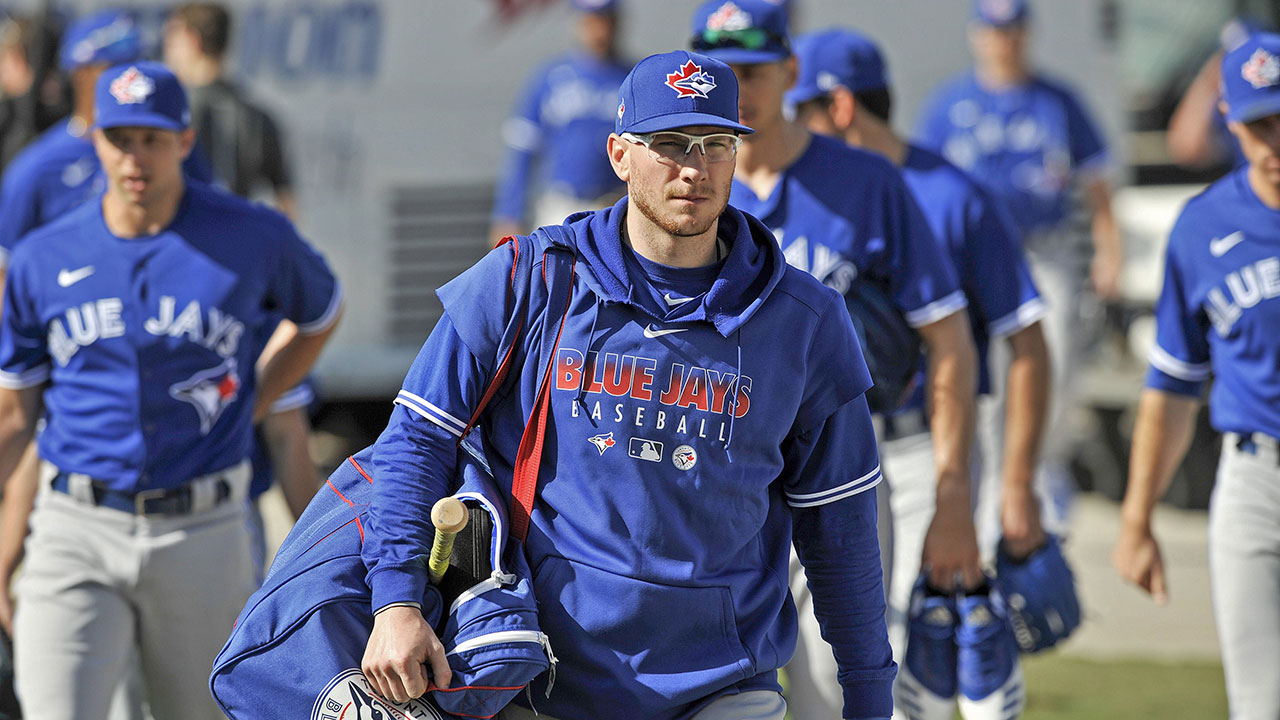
[
  {"x1": 109, "y1": 66, "x2": 154, "y2": 105},
  {"x1": 1242, "y1": 48, "x2": 1280, "y2": 89},
  {"x1": 666, "y1": 60, "x2": 717, "y2": 99},
  {"x1": 706, "y1": 1, "x2": 751, "y2": 31},
  {"x1": 169, "y1": 359, "x2": 241, "y2": 435}
]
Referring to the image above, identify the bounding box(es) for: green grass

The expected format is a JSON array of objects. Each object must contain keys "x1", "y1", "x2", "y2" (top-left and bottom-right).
[
  {"x1": 1021, "y1": 654, "x2": 1227, "y2": 720},
  {"x1": 783, "y1": 653, "x2": 1228, "y2": 719}
]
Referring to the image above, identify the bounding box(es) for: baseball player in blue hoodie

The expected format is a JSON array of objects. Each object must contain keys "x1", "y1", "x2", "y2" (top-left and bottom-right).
[
  {"x1": 1114, "y1": 32, "x2": 1280, "y2": 720},
  {"x1": 361, "y1": 50, "x2": 895, "y2": 720}
]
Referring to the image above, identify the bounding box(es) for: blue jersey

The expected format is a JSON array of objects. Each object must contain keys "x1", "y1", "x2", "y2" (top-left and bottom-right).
[
  {"x1": 365, "y1": 201, "x2": 894, "y2": 719},
  {"x1": 729, "y1": 134, "x2": 966, "y2": 329},
  {"x1": 900, "y1": 144, "x2": 1044, "y2": 397},
  {"x1": 491, "y1": 52, "x2": 629, "y2": 223},
  {"x1": 914, "y1": 72, "x2": 1109, "y2": 238},
  {"x1": 1146, "y1": 166, "x2": 1280, "y2": 439},
  {"x1": 0, "y1": 120, "x2": 103, "y2": 261},
  {"x1": 0, "y1": 181, "x2": 341, "y2": 492},
  {"x1": 0, "y1": 119, "x2": 214, "y2": 263}
]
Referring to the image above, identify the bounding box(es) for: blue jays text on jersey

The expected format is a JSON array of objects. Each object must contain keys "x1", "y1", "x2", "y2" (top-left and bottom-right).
[
  {"x1": 364, "y1": 200, "x2": 895, "y2": 719},
  {"x1": 492, "y1": 52, "x2": 630, "y2": 223},
  {"x1": 728, "y1": 133, "x2": 967, "y2": 330},
  {"x1": 914, "y1": 72, "x2": 1109, "y2": 238},
  {"x1": 0, "y1": 181, "x2": 341, "y2": 492},
  {"x1": 1147, "y1": 166, "x2": 1280, "y2": 440}
]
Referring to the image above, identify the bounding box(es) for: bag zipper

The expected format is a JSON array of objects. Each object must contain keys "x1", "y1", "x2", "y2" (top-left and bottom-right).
[
  {"x1": 447, "y1": 569, "x2": 519, "y2": 615},
  {"x1": 447, "y1": 630, "x2": 557, "y2": 698}
]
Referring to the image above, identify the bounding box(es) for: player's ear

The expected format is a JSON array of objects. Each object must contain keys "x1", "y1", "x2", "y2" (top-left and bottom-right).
[
  {"x1": 831, "y1": 87, "x2": 857, "y2": 130},
  {"x1": 607, "y1": 133, "x2": 630, "y2": 182},
  {"x1": 782, "y1": 55, "x2": 798, "y2": 92},
  {"x1": 177, "y1": 128, "x2": 197, "y2": 160}
]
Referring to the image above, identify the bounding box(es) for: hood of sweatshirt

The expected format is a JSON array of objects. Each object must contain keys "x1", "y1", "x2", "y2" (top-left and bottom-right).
[{"x1": 547, "y1": 196, "x2": 786, "y2": 337}]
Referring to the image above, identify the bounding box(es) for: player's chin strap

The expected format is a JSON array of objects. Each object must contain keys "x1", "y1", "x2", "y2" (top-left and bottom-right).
[{"x1": 510, "y1": 239, "x2": 575, "y2": 543}]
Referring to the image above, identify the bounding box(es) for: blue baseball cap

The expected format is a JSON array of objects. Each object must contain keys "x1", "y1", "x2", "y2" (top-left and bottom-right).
[
  {"x1": 1222, "y1": 32, "x2": 1280, "y2": 124},
  {"x1": 95, "y1": 62, "x2": 190, "y2": 131},
  {"x1": 971, "y1": 0, "x2": 1030, "y2": 27},
  {"x1": 616, "y1": 51, "x2": 752, "y2": 135},
  {"x1": 787, "y1": 29, "x2": 888, "y2": 108},
  {"x1": 690, "y1": 0, "x2": 790, "y2": 65},
  {"x1": 60, "y1": 10, "x2": 141, "y2": 71},
  {"x1": 569, "y1": 0, "x2": 618, "y2": 13}
]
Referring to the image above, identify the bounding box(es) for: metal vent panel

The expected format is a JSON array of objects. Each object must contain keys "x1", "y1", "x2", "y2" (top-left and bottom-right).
[{"x1": 387, "y1": 184, "x2": 494, "y2": 342}]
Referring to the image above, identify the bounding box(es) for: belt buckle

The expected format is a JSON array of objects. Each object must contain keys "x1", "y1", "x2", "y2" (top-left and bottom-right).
[{"x1": 133, "y1": 487, "x2": 169, "y2": 515}]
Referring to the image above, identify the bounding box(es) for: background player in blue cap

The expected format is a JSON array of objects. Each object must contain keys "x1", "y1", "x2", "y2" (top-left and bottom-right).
[
  {"x1": 1114, "y1": 31, "x2": 1280, "y2": 720},
  {"x1": 915, "y1": 0, "x2": 1122, "y2": 545},
  {"x1": 361, "y1": 49, "x2": 895, "y2": 720},
  {"x1": 688, "y1": 0, "x2": 982, "y2": 625},
  {"x1": 0, "y1": 9, "x2": 213, "y2": 273},
  {"x1": 488, "y1": 0, "x2": 629, "y2": 245},
  {"x1": 0, "y1": 60, "x2": 341, "y2": 720},
  {"x1": 0, "y1": 9, "x2": 143, "y2": 268},
  {"x1": 787, "y1": 26, "x2": 1049, "y2": 720}
]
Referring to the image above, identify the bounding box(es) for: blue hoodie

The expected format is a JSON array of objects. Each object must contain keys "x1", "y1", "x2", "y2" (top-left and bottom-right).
[{"x1": 364, "y1": 198, "x2": 895, "y2": 719}]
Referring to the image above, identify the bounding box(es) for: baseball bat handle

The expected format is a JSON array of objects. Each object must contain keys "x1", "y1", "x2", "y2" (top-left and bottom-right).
[{"x1": 428, "y1": 497, "x2": 469, "y2": 584}]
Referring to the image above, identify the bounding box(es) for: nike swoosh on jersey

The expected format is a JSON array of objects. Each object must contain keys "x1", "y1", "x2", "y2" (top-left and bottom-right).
[
  {"x1": 663, "y1": 293, "x2": 693, "y2": 307},
  {"x1": 1209, "y1": 231, "x2": 1245, "y2": 257},
  {"x1": 643, "y1": 324, "x2": 688, "y2": 339},
  {"x1": 57, "y1": 266, "x2": 95, "y2": 287}
]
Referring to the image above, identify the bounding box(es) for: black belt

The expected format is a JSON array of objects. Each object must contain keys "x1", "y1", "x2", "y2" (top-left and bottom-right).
[{"x1": 50, "y1": 472, "x2": 233, "y2": 516}]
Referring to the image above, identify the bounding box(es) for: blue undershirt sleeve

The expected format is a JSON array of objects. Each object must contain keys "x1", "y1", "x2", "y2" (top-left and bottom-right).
[{"x1": 789, "y1": 399, "x2": 896, "y2": 719}]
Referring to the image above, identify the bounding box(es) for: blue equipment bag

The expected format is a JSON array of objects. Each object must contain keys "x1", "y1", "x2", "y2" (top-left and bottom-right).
[
  {"x1": 210, "y1": 235, "x2": 576, "y2": 720},
  {"x1": 209, "y1": 439, "x2": 554, "y2": 720}
]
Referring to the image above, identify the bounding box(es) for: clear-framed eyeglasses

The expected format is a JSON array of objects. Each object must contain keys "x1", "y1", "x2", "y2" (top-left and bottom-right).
[{"x1": 621, "y1": 131, "x2": 743, "y2": 164}]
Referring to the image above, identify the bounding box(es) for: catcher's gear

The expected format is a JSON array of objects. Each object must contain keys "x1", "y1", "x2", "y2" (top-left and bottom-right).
[
  {"x1": 996, "y1": 534, "x2": 1082, "y2": 653},
  {"x1": 844, "y1": 278, "x2": 922, "y2": 414}
]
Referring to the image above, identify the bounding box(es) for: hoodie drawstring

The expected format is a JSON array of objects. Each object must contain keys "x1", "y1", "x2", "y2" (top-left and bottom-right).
[
  {"x1": 724, "y1": 329, "x2": 742, "y2": 463},
  {"x1": 576, "y1": 298, "x2": 602, "y2": 420}
]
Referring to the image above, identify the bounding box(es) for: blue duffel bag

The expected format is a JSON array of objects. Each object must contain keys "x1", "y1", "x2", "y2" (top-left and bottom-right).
[{"x1": 209, "y1": 437, "x2": 555, "y2": 720}]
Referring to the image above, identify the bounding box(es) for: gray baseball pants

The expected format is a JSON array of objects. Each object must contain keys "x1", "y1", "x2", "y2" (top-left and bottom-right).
[
  {"x1": 1210, "y1": 436, "x2": 1280, "y2": 720},
  {"x1": 14, "y1": 465, "x2": 256, "y2": 720}
]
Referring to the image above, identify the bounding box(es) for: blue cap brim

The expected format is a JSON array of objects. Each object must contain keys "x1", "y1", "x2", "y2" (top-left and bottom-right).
[
  {"x1": 96, "y1": 111, "x2": 185, "y2": 132},
  {"x1": 625, "y1": 110, "x2": 753, "y2": 135},
  {"x1": 1227, "y1": 92, "x2": 1280, "y2": 123},
  {"x1": 700, "y1": 47, "x2": 789, "y2": 65}
]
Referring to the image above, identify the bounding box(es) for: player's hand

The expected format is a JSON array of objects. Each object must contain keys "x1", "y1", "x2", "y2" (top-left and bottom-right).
[
  {"x1": 999, "y1": 483, "x2": 1046, "y2": 560},
  {"x1": 921, "y1": 500, "x2": 982, "y2": 591},
  {"x1": 1091, "y1": 246, "x2": 1123, "y2": 301},
  {"x1": 1112, "y1": 523, "x2": 1168, "y2": 605},
  {"x1": 362, "y1": 605, "x2": 451, "y2": 703}
]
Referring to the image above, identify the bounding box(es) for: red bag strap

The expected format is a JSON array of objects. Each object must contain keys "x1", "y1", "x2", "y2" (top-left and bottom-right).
[{"x1": 509, "y1": 245, "x2": 575, "y2": 542}]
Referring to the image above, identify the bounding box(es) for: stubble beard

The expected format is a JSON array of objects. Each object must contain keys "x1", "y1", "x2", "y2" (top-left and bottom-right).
[{"x1": 630, "y1": 178, "x2": 730, "y2": 239}]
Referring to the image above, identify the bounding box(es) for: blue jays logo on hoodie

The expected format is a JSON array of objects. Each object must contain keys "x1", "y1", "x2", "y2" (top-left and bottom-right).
[
  {"x1": 169, "y1": 358, "x2": 241, "y2": 435},
  {"x1": 311, "y1": 669, "x2": 441, "y2": 720}
]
